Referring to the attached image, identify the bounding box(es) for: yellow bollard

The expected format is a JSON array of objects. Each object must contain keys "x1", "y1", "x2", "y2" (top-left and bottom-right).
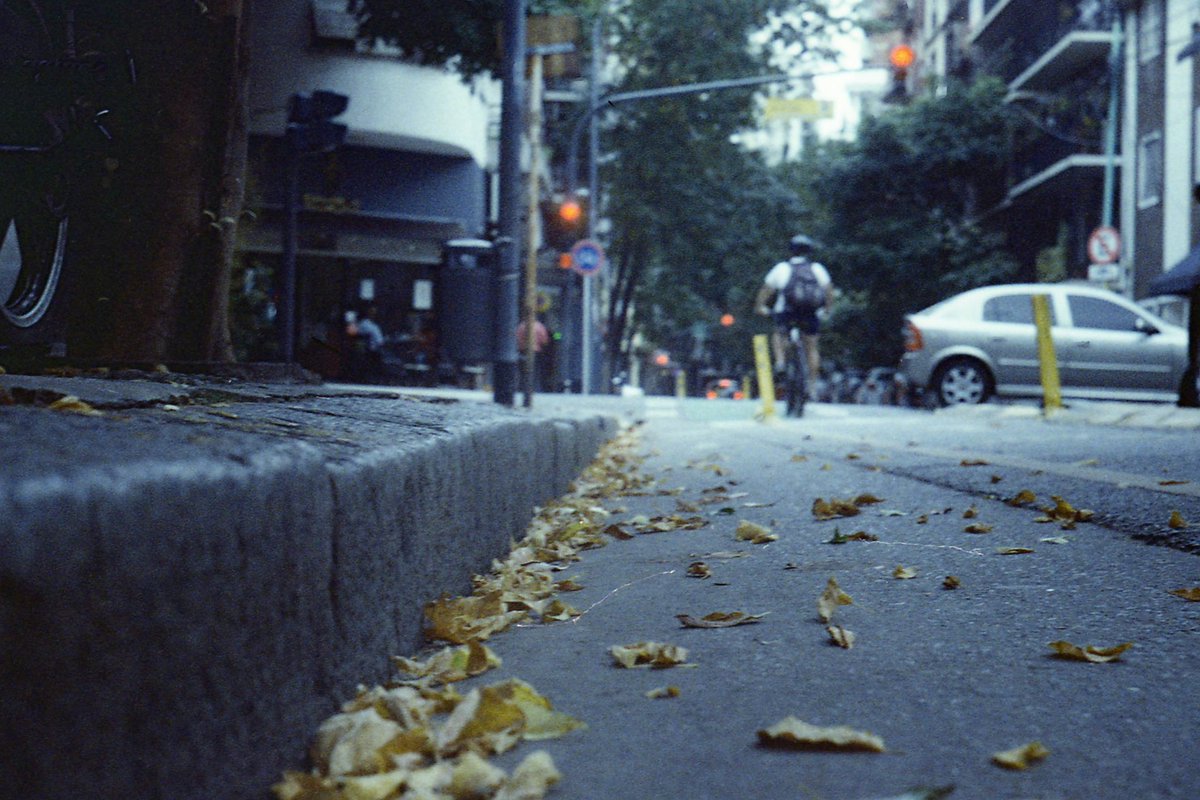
[
  {"x1": 753, "y1": 334, "x2": 776, "y2": 420},
  {"x1": 742, "y1": 374, "x2": 751, "y2": 400},
  {"x1": 675, "y1": 370, "x2": 687, "y2": 399},
  {"x1": 1031, "y1": 294, "x2": 1062, "y2": 413}
]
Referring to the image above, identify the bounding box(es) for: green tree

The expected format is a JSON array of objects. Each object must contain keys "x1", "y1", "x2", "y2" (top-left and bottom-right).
[
  {"x1": 600, "y1": 0, "x2": 846, "y2": 379},
  {"x1": 805, "y1": 77, "x2": 1017, "y2": 368}
]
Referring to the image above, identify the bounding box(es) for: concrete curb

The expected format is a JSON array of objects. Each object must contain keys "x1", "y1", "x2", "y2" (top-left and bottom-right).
[{"x1": 0, "y1": 381, "x2": 619, "y2": 800}]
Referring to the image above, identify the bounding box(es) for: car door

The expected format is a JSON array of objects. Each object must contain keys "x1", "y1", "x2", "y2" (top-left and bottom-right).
[
  {"x1": 979, "y1": 292, "x2": 1053, "y2": 391},
  {"x1": 1059, "y1": 293, "x2": 1178, "y2": 392}
]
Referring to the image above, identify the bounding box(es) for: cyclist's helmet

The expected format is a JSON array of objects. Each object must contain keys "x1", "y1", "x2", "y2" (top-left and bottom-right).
[{"x1": 789, "y1": 234, "x2": 816, "y2": 257}]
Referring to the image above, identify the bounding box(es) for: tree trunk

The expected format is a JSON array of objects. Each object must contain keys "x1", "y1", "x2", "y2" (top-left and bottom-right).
[{"x1": 67, "y1": 1, "x2": 246, "y2": 364}]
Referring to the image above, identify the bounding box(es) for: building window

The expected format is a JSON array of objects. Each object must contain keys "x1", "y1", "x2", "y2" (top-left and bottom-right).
[
  {"x1": 1139, "y1": 0, "x2": 1162, "y2": 63},
  {"x1": 1138, "y1": 131, "x2": 1163, "y2": 208}
]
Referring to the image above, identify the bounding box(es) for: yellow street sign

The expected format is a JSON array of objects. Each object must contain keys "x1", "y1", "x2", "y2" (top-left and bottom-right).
[{"x1": 763, "y1": 97, "x2": 834, "y2": 122}]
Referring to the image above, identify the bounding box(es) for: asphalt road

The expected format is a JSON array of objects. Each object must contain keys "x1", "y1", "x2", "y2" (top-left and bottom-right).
[{"x1": 417, "y1": 398, "x2": 1200, "y2": 800}]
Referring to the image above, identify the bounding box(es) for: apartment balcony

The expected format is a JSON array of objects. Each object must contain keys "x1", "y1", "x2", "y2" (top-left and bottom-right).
[{"x1": 974, "y1": 0, "x2": 1116, "y2": 90}]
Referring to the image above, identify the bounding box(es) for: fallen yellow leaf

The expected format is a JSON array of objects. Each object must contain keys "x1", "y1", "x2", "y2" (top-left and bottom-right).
[
  {"x1": 610, "y1": 641, "x2": 690, "y2": 669},
  {"x1": 942, "y1": 575, "x2": 961, "y2": 590},
  {"x1": 47, "y1": 395, "x2": 102, "y2": 416},
  {"x1": 817, "y1": 577, "x2": 854, "y2": 623},
  {"x1": 645, "y1": 685, "x2": 681, "y2": 699},
  {"x1": 826, "y1": 625, "x2": 856, "y2": 649},
  {"x1": 960, "y1": 458, "x2": 990, "y2": 466},
  {"x1": 735, "y1": 520, "x2": 778, "y2": 543},
  {"x1": 1169, "y1": 587, "x2": 1200, "y2": 601},
  {"x1": 676, "y1": 611, "x2": 766, "y2": 628},
  {"x1": 424, "y1": 591, "x2": 527, "y2": 644},
  {"x1": 962, "y1": 506, "x2": 979, "y2": 519},
  {"x1": 757, "y1": 717, "x2": 885, "y2": 752},
  {"x1": 1005, "y1": 489, "x2": 1037, "y2": 507},
  {"x1": 991, "y1": 741, "x2": 1049, "y2": 770},
  {"x1": 893, "y1": 565, "x2": 917, "y2": 579},
  {"x1": 392, "y1": 641, "x2": 501, "y2": 684},
  {"x1": 541, "y1": 599, "x2": 580, "y2": 622},
  {"x1": 1048, "y1": 640, "x2": 1132, "y2": 663},
  {"x1": 686, "y1": 561, "x2": 712, "y2": 578},
  {"x1": 1168, "y1": 510, "x2": 1189, "y2": 529},
  {"x1": 494, "y1": 750, "x2": 561, "y2": 800},
  {"x1": 996, "y1": 547, "x2": 1034, "y2": 555},
  {"x1": 963, "y1": 523, "x2": 994, "y2": 534},
  {"x1": 812, "y1": 497, "x2": 862, "y2": 520}
]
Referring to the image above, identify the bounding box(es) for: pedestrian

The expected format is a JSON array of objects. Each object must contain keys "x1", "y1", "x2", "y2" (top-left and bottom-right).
[
  {"x1": 754, "y1": 234, "x2": 834, "y2": 396},
  {"x1": 516, "y1": 316, "x2": 549, "y2": 394},
  {"x1": 356, "y1": 304, "x2": 385, "y2": 383}
]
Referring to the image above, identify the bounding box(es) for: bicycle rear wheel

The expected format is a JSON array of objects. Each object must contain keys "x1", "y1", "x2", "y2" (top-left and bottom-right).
[{"x1": 785, "y1": 352, "x2": 807, "y2": 417}]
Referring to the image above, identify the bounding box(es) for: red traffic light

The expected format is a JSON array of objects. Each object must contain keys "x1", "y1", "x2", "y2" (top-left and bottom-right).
[
  {"x1": 558, "y1": 199, "x2": 583, "y2": 223},
  {"x1": 889, "y1": 43, "x2": 915, "y2": 70},
  {"x1": 719, "y1": 313, "x2": 735, "y2": 327}
]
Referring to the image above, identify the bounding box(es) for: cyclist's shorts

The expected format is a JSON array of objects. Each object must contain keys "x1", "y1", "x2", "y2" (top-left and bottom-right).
[{"x1": 773, "y1": 310, "x2": 819, "y2": 336}]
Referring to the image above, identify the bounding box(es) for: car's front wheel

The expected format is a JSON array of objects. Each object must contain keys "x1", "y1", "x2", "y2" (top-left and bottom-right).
[{"x1": 931, "y1": 357, "x2": 992, "y2": 406}]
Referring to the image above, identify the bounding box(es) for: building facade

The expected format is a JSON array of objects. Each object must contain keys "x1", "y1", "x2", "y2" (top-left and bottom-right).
[
  {"x1": 1120, "y1": 0, "x2": 1200, "y2": 319},
  {"x1": 237, "y1": 0, "x2": 500, "y2": 378},
  {"x1": 917, "y1": 0, "x2": 1200, "y2": 315}
]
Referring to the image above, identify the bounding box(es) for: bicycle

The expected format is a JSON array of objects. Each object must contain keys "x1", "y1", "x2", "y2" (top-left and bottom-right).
[
  {"x1": 0, "y1": 1, "x2": 133, "y2": 347},
  {"x1": 782, "y1": 324, "x2": 808, "y2": 418}
]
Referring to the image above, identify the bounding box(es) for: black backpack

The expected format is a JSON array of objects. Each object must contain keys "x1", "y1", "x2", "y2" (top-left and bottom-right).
[{"x1": 782, "y1": 258, "x2": 825, "y2": 313}]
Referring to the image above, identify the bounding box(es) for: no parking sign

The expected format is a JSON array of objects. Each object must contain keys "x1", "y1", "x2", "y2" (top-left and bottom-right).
[{"x1": 570, "y1": 239, "x2": 605, "y2": 277}]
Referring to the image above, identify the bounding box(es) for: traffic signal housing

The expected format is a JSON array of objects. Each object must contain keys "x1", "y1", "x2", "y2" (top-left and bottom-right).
[
  {"x1": 540, "y1": 194, "x2": 588, "y2": 252},
  {"x1": 884, "y1": 43, "x2": 914, "y2": 104},
  {"x1": 288, "y1": 90, "x2": 349, "y2": 153}
]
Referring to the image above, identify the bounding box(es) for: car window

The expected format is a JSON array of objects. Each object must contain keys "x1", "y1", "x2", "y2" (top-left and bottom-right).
[
  {"x1": 1068, "y1": 295, "x2": 1142, "y2": 331},
  {"x1": 982, "y1": 294, "x2": 1056, "y2": 324}
]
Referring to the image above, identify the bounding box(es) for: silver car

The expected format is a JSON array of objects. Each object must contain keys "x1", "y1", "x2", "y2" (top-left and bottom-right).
[{"x1": 901, "y1": 283, "x2": 1190, "y2": 405}]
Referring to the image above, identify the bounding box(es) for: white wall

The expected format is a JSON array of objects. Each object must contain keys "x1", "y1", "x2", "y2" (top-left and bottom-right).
[
  {"x1": 1164, "y1": 0, "x2": 1195, "y2": 267},
  {"x1": 247, "y1": 0, "x2": 498, "y2": 167}
]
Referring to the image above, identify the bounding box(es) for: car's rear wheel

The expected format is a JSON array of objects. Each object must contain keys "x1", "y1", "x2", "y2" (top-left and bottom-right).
[{"x1": 931, "y1": 357, "x2": 992, "y2": 406}]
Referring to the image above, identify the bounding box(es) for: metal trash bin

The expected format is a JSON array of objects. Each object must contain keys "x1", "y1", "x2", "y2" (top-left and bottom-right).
[{"x1": 438, "y1": 238, "x2": 495, "y2": 364}]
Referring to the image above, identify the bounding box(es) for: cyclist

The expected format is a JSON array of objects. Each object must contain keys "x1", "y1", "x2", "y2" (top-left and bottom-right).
[{"x1": 755, "y1": 234, "x2": 834, "y2": 398}]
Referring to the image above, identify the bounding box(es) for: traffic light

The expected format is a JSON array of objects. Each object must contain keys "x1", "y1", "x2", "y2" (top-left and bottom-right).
[
  {"x1": 287, "y1": 90, "x2": 349, "y2": 153},
  {"x1": 884, "y1": 43, "x2": 914, "y2": 104},
  {"x1": 540, "y1": 194, "x2": 588, "y2": 252}
]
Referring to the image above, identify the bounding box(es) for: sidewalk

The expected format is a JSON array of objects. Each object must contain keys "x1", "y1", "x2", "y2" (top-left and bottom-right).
[
  {"x1": 935, "y1": 397, "x2": 1200, "y2": 430},
  {"x1": 0, "y1": 370, "x2": 630, "y2": 800}
]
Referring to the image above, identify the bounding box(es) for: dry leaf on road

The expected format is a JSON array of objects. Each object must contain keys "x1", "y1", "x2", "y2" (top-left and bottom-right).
[
  {"x1": 687, "y1": 561, "x2": 712, "y2": 578},
  {"x1": 610, "y1": 642, "x2": 690, "y2": 669},
  {"x1": 1049, "y1": 640, "x2": 1132, "y2": 663},
  {"x1": 963, "y1": 523, "x2": 994, "y2": 534},
  {"x1": 996, "y1": 547, "x2": 1034, "y2": 555},
  {"x1": 392, "y1": 641, "x2": 501, "y2": 684},
  {"x1": 942, "y1": 575, "x2": 961, "y2": 590},
  {"x1": 826, "y1": 625, "x2": 856, "y2": 649},
  {"x1": 757, "y1": 717, "x2": 885, "y2": 752},
  {"x1": 645, "y1": 685, "x2": 681, "y2": 699},
  {"x1": 1169, "y1": 587, "x2": 1200, "y2": 601},
  {"x1": 1005, "y1": 489, "x2": 1037, "y2": 507},
  {"x1": 677, "y1": 611, "x2": 766, "y2": 628},
  {"x1": 991, "y1": 741, "x2": 1049, "y2": 770},
  {"x1": 1168, "y1": 510, "x2": 1189, "y2": 529},
  {"x1": 893, "y1": 565, "x2": 917, "y2": 579},
  {"x1": 735, "y1": 521, "x2": 778, "y2": 543},
  {"x1": 818, "y1": 577, "x2": 854, "y2": 622}
]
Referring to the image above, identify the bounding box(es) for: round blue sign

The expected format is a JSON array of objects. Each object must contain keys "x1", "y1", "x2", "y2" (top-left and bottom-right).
[{"x1": 570, "y1": 239, "x2": 606, "y2": 276}]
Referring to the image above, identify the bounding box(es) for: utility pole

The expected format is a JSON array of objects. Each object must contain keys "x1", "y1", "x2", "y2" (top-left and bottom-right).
[{"x1": 494, "y1": 0, "x2": 525, "y2": 406}]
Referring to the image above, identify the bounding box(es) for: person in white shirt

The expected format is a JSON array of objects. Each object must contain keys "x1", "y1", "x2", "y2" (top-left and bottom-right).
[{"x1": 754, "y1": 234, "x2": 834, "y2": 392}]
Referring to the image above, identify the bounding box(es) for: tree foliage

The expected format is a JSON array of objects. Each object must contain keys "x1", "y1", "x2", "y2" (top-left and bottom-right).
[
  {"x1": 803, "y1": 78, "x2": 1018, "y2": 368},
  {"x1": 600, "y1": 0, "x2": 848, "y2": 376},
  {"x1": 356, "y1": 0, "x2": 594, "y2": 77}
]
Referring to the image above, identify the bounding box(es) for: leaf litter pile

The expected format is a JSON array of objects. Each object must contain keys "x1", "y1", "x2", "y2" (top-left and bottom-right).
[{"x1": 273, "y1": 426, "x2": 1192, "y2": 799}]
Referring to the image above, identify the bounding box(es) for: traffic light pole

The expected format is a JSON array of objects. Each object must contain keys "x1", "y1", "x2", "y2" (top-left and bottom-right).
[{"x1": 494, "y1": 0, "x2": 525, "y2": 406}]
